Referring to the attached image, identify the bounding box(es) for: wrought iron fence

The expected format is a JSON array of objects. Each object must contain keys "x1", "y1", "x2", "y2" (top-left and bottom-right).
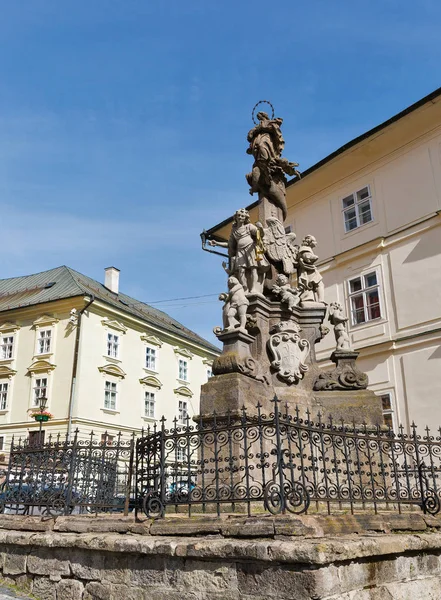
[
  {"x1": 135, "y1": 397, "x2": 441, "y2": 518},
  {"x1": 0, "y1": 430, "x2": 135, "y2": 516}
]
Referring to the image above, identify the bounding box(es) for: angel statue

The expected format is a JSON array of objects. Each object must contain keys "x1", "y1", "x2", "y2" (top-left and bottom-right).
[
  {"x1": 209, "y1": 208, "x2": 269, "y2": 295},
  {"x1": 246, "y1": 110, "x2": 300, "y2": 222},
  {"x1": 328, "y1": 302, "x2": 351, "y2": 351},
  {"x1": 213, "y1": 276, "x2": 249, "y2": 336},
  {"x1": 272, "y1": 274, "x2": 300, "y2": 313},
  {"x1": 297, "y1": 235, "x2": 325, "y2": 305}
]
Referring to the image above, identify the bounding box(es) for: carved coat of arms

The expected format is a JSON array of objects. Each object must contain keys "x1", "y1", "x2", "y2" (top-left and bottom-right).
[{"x1": 268, "y1": 321, "x2": 310, "y2": 384}]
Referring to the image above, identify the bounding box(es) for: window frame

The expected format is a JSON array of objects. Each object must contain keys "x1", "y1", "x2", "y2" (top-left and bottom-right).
[
  {"x1": 347, "y1": 269, "x2": 382, "y2": 327},
  {"x1": 0, "y1": 335, "x2": 14, "y2": 360},
  {"x1": 106, "y1": 332, "x2": 120, "y2": 360},
  {"x1": 145, "y1": 346, "x2": 158, "y2": 372},
  {"x1": 378, "y1": 392, "x2": 396, "y2": 432},
  {"x1": 144, "y1": 390, "x2": 156, "y2": 419},
  {"x1": 104, "y1": 380, "x2": 118, "y2": 411},
  {"x1": 178, "y1": 359, "x2": 189, "y2": 382},
  {"x1": 341, "y1": 185, "x2": 373, "y2": 233},
  {"x1": 178, "y1": 399, "x2": 188, "y2": 424},
  {"x1": 36, "y1": 329, "x2": 52, "y2": 355},
  {"x1": 32, "y1": 377, "x2": 48, "y2": 408},
  {"x1": 0, "y1": 382, "x2": 8, "y2": 411}
]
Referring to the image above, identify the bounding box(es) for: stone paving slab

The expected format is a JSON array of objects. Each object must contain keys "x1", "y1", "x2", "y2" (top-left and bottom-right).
[{"x1": 0, "y1": 585, "x2": 32, "y2": 599}]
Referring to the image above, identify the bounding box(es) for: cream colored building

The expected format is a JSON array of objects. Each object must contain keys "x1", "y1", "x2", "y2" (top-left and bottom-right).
[
  {"x1": 207, "y1": 87, "x2": 441, "y2": 432},
  {"x1": 0, "y1": 266, "x2": 219, "y2": 451}
]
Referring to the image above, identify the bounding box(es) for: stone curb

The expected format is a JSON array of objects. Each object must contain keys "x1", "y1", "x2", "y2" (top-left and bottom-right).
[
  {"x1": 0, "y1": 511, "x2": 439, "y2": 539},
  {"x1": 1, "y1": 529, "x2": 441, "y2": 566}
]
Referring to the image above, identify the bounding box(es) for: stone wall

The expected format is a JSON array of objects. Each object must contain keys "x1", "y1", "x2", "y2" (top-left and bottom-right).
[{"x1": 1, "y1": 513, "x2": 441, "y2": 599}]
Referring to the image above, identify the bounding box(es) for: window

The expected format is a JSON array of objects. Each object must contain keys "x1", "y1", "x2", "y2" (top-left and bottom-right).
[
  {"x1": 33, "y1": 378, "x2": 48, "y2": 407},
  {"x1": 0, "y1": 336, "x2": 14, "y2": 360},
  {"x1": 104, "y1": 381, "x2": 117, "y2": 410},
  {"x1": 0, "y1": 436, "x2": 4, "y2": 451},
  {"x1": 0, "y1": 382, "x2": 8, "y2": 410},
  {"x1": 178, "y1": 359, "x2": 188, "y2": 381},
  {"x1": 144, "y1": 391, "x2": 155, "y2": 418},
  {"x1": 37, "y1": 330, "x2": 52, "y2": 354},
  {"x1": 178, "y1": 399, "x2": 188, "y2": 424},
  {"x1": 145, "y1": 347, "x2": 157, "y2": 371},
  {"x1": 380, "y1": 393, "x2": 395, "y2": 430},
  {"x1": 206, "y1": 367, "x2": 213, "y2": 380},
  {"x1": 176, "y1": 447, "x2": 187, "y2": 462},
  {"x1": 348, "y1": 271, "x2": 381, "y2": 325},
  {"x1": 107, "y1": 333, "x2": 119, "y2": 359},
  {"x1": 342, "y1": 186, "x2": 373, "y2": 232},
  {"x1": 101, "y1": 433, "x2": 114, "y2": 446}
]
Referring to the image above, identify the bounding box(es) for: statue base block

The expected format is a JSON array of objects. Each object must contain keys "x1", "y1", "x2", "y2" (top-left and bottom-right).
[
  {"x1": 200, "y1": 372, "x2": 272, "y2": 416},
  {"x1": 314, "y1": 389, "x2": 384, "y2": 426}
]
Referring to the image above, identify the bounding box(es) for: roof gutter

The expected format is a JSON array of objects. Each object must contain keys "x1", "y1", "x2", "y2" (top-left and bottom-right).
[{"x1": 67, "y1": 294, "x2": 95, "y2": 440}]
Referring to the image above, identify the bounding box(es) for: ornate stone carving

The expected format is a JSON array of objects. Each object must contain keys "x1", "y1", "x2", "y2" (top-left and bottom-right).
[
  {"x1": 268, "y1": 320, "x2": 310, "y2": 384},
  {"x1": 313, "y1": 351, "x2": 368, "y2": 391},
  {"x1": 260, "y1": 217, "x2": 298, "y2": 275},
  {"x1": 214, "y1": 277, "x2": 249, "y2": 336},
  {"x1": 272, "y1": 274, "x2": 300, "y2": 313},
  {"x1": 212, "y1": 353, "x2": 269, "y2": 384},
  {"x1": 209, "y1": 209, "x2": 269, "y2": 296},
  {"x1": 328, "y1": 302, "x2": 351, "y2": 350},
  {"x1": 297, "y1": 235, "x2": 325, "y2": 306},
  {"x1": 245, "y1": 103, "x2": 300, "y2": 221}
]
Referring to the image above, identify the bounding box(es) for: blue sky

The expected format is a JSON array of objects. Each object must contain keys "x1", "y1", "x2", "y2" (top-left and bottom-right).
[{"x1": 1, "y1": 0, "x2": 440, "y2": 345}]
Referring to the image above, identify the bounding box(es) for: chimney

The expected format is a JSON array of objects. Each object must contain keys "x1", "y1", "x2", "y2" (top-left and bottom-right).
[{"x1": 104, "y1": 267, "x2": 120, "y2": 294}]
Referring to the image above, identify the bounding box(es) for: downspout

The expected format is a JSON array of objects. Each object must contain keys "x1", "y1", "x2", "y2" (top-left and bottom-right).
[{"x1": 67, "y1": 295, "x2": 95, "y2": 440}]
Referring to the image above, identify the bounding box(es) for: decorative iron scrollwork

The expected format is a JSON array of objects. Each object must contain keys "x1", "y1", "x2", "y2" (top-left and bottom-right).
[
  {"x1": 142, "y1": 491, "x2": 165, "y2": 519},
  {"x1": 422, "y1": 489, "x2": 441, "y2": 516},
  {"x1": 264, "y1": 480, "x2": 310, "y2": 515}
]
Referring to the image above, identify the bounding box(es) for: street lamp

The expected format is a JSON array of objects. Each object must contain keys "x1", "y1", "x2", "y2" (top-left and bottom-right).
[{"x1": 35, "y1": 395, "x2": 48, "y2": 445}]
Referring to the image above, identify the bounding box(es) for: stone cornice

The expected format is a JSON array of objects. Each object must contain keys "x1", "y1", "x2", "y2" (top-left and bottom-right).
[
  {"x1": 0, "y1": 322, "x2": 20, "y2": 334},
  {"x1": 101, "y1": 318, "x2": 128, "y2": 334},
  {"x1": 140, "y1": 334, "x2": 163, "y2": 347},
  {"x1": 173, "y1": 386, "x2": 193, "y2": 397},
  {"x1": 32, "y1": 315, "x2": 59, "y2": 329},
  {"x1": 98, "y1": 363, "x2": 126, "y2": 379},
  {"x1": 174, "y1": 347, "x2": 194, "y2": 360},
  {"x1": 139, "y1": 375, "x2": 162, "y2": 389},
  {"x1": 27, "y1": 359, "x2": 56, "y2": 374}
]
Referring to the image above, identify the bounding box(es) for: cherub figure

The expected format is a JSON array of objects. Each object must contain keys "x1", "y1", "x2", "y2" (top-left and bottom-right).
[
  {"x1": 217, "y1": 276, "x2": 249, "y2": 333},
  {"x1": 328, "y1": 302, "x2": 351, "y2": 350},
  {"x1": 297, "y1": 235, "x2": 325, "y2": 304},
  {"x1": 272, "y1": 274, "x2": 300, "y2": 313}
]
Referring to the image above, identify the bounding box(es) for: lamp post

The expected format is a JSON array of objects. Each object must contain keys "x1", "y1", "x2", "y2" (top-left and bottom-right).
[{"x1": 34, "y1": 395, "x2": 48, "y2": 445}]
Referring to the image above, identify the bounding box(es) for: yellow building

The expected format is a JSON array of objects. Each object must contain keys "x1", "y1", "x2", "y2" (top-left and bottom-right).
[
  {"x1": 207, "y1": 87, "x2": 441, "y2": 431},
  {"x1": 0, "y1": 266, "x2": 219, "y2": 451}
]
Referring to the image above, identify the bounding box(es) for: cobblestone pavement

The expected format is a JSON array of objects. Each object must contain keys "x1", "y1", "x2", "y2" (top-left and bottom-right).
[{"x1": 0, "y1": 586, "x2": 33, "y2": 599}]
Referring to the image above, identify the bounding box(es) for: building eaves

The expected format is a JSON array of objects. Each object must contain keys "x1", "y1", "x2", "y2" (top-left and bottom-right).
[{"x1": 204, "y1": 86, "x2": 441, "y2": 237}]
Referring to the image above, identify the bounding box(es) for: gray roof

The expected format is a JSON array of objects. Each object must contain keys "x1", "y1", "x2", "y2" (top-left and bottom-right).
[{"x1": 0, "y1": 266, "x2": 220, "y2": 354}]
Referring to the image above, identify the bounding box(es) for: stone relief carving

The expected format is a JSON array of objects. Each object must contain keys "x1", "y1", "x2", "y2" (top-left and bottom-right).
[
  {"x1": 214, "y1": 276, "x2": 249, "y2": 336},
  {"x1": 212, "y1": 352, "x2": 269, "y2": 385},
  {"x1": 245, "y1": 104, "x2": 300, "y2": 221},
  {"x1": 260, "y1": 217, "x2": 298, "y2": 275},
  {"x1": 313, "y1": 351, "x2": 368, "y2": 391},
  {"x1": 272, "y1": 274, "x2": 300, "y2": 313},
  {"x1": 297, "y1": 235, "x2": 325, "y2": 306},
  {"x1": 209, "y1": 209, "x2": 269, "y2": 296},
  {"x1": 328, "y1": 302, "x2": 351, "y2": 351},
  {"x1": 268, "y1": 320, "x2": 310, "y2": 384}
]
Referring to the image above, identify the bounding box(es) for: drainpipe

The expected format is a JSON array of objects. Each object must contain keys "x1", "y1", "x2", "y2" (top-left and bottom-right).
[{"x1": 67, "y1": 295, "x2": 95, "y2": 440}]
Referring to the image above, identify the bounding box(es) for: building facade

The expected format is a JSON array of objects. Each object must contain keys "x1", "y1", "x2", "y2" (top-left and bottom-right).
[
  {"x1": 0, "y1": 266, "x2": 219, "y2": 451},
  {"x1": 207, "y1": 87, "x2": 441, "y2": 431}
]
